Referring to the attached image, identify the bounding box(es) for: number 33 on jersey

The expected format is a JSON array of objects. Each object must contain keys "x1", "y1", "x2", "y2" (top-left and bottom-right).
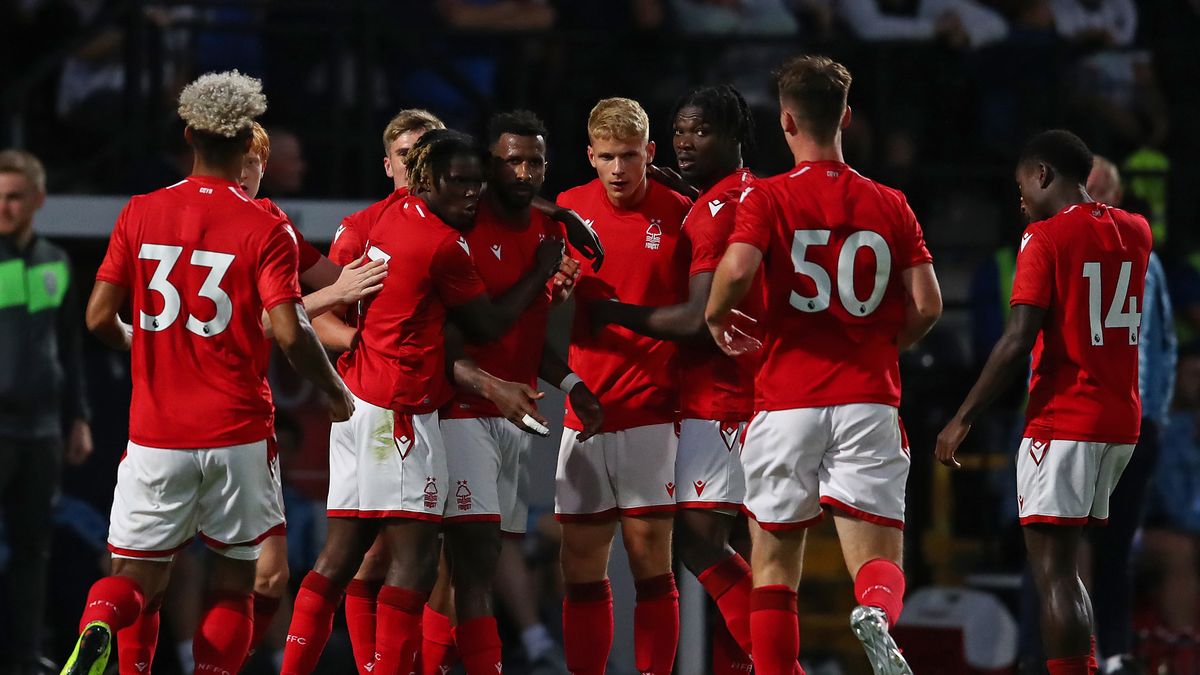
[
  {"x1": 729, "y1": 161, "x2": 933, "y2": 412},
  {"x1": 1011, "y1": 202, "x2": 1152, "y2": 445}
]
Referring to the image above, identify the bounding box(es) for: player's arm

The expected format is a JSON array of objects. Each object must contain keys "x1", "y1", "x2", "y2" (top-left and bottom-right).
[
  {"x1": 262, "y1": 255, "x2": 386, "y2": 337},
  {"x1": 533, "y1": 197, "x2": 604, "y2": 270},
  {"x1": 898, "y1": 262, "x2": 943, "y2": 350},
  {"x1": 705, "y1": 242, "x2": 765, "y2": 356},
  {"x1": 647, "y1": 164, "x2": 700, "y2": 201},
  {"x1": 449, "y1": 238, "x2": 564, "y2": 344},
  {"x1": 444, "y1": 323, "x2": 549, "y2": 436},
  {"x1": 935, "y1": 304, "x2": 1045, "y2": 468},
  {"x1": 270, "y1": 302, "x2": 354, "y2": 421},
  {"x1": 592, "y1": 272, "x2": 713, "y2": 341},
  {"x1": 539, "y1": 347, "x2": 603, "y2": 442},
  {"x1": 85, "y1": 280, "x2": 132, "y2": 351}
]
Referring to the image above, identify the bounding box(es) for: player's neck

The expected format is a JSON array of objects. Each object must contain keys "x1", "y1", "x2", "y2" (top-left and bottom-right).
[
  {"x1": 486, "y1": 192, "x2": 531, "y2": 226},
  {"x1": 698, "y1": 163, "x2": 743, "y2": 194},
  {"x1": 1048, "y1": 185, "x2": 1093, "y2": 215},
  {"x1": 787, "y1": 136, "x2": 844, "y2": 166},
  {"x1": 189, "y1": 158, "x2": 242, "y2": 184},
  {"x1": 607, "y1": 176, "x2": 650, "y2": 210},
  {"x1": 5, "y1": 222, "x2": 35, "y2": 251}
]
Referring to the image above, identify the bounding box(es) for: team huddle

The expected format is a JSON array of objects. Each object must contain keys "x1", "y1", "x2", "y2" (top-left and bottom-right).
[{"x1": 59, "y1": 52, "x2": 1150, "y2": 675}]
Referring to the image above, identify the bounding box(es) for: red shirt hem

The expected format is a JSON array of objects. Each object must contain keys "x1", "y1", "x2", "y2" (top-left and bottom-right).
[
  {"x1": 563, "y1": 409, "x2": 678, "y2": 433},
  {"x1": 753, "y1": 393, "x2": 900, "y2": 412},
  {"x1": 128, "y1": 429, "x2": 273, "y2": 450},
  {"x1": 1021, "y1": 423, "x2": 1139, "y2": 446}
]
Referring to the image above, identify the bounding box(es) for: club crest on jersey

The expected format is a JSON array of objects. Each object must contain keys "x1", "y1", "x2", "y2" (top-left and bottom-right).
[
  {"x1": 491, "y1": 244, "x2": 502, "y2": 260},
  {"x1": 645, "y1": 220, "x2": 663, "y2": 250},
  {"x1": 694, "y1": 480, "x2": 706, "y2": 497},
  {"x1": 424, "y1": 477, "x2": 439, "y2": 510},
  {"x1": 1029, "y1": 439, "x2": 1050, "y2": 467},
  {"x1": 719, "y1": 422, "x2": 741, "y2": 451},
  {"x1": 456, "y1": 480, "x2": 473, "y2": 511}
]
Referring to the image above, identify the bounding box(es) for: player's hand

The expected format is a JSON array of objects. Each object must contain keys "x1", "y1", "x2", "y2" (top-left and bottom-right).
[
  {"x1": 556, "y1": 208, "x2": 605, "y2": 271},
  {"x1": 332, "y1": 255, "x2": 387, "y2": 304},
  {"x1": 551, "y1": 255, "x2": 582, "y2": 305},
  {"x1": 708, "y1": 309, "x2": 762, "y2": 357},
  {"x1": 327, "y1": 382, "x2": 355, "y2": 422},
  {"x1": 535, "y1": 238, "x2": 567, "y2": 280},
  {"x1": 647, "y1": 164, "x2": 700, "y2": 201},
  {"x1": 486, "y1": 379, "x2": 551, "y2": 437},
  {"x1": 65, "y1": 419, "x2": 94, "y2": 466},
  {"x1": 567, "y1": 382, "x2": 604, "y2": 442},
  {"x1": 935, "y1": 416, "x2": 969, "y2": 469}
]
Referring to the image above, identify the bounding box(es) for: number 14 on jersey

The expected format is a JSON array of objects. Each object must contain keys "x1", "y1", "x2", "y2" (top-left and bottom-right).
[{"x1": 1082, "y1": 260, "x2": 1140, "y2": 347}]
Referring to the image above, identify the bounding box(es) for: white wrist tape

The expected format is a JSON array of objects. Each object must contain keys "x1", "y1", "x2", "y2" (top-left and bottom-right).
[{"x1": 559, "y1": 373, "x2": 583, "y2": 392}]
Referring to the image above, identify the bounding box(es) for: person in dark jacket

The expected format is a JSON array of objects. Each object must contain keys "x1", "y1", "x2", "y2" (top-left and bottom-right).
[{"x1": 0, "y1": 149, "x2": 92, "y2": 674}]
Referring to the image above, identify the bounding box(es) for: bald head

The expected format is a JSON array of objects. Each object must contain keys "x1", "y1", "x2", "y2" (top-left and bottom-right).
[{"x1": 1087, "y1": 155, "x2": 1123, "y2": 206}]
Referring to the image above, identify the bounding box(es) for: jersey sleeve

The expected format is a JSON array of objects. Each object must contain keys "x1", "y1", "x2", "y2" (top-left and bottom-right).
[
  {"x1": 96, "y1": 200, "x2": 134, "y2": 287},
  {"x1": 896, "y1": 197, "x2": 934, "y2": 269},
  {"x1": 293, "y1": 227, "x2": 323, "y2": 273},
  {"x1": 687, "y1": 204, "x2": 736, "y2": 277},
  {"x1": 328, "y1": 217, "x2": 366, "y2": 266},
  {"x1": 728, "y1": 185, "x2": 772, "y2": 252},
  {"x1": 431, "y1": 235, "x2": 487, "y2": 308},
  {"x1": 257, "y1": 222, "x2": 304, "y2": 311},
  {"x1": 1010, "y1": 226, "x2": 1054, "y2": 309}
]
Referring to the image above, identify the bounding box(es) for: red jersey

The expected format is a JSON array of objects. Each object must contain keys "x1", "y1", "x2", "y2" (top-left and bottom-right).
[
  {"x1": 95, "y1": 175, "x2": 302, "y2": 448},
  {"x1": 730, "y1": 161, "x2": 932, "y2": 411},
  {"x1": 443, "y1": 200, "x2": 564, "y2": 419},
  {"x1": 558, "y1": 179, "x2": 692, "y2": 431},
  {"x1": 679, "y1": 169, "x2": 759, "y2": 420},
  {"x1": 256, "y1": 198, "x2": 321, "y2": 272},
  {"x1": 337, "y1": 195, "x2": 487, "y2": 414},
  {"x1": 1011, "y1": 203, "x2": 1151, "y2": 444},
  {"x1": 329, "y1": 186, "x2": 409, "y2": 266}
]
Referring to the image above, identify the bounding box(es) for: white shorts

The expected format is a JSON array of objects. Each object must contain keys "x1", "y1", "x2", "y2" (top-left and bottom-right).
[
  {"x1": 107, "y1": 440, "x2": 285, "y2": 561},
  {"x1": 741, "y1": 404, "x2": 909, "y2": 531},
  {"x1": 440, "y1": 416, "x2": 532, "y2": 535},
  {"x1": 676, "y1": 419, "x2": 748, "y2": 510},
  {"x1": 1016, "y1": 437, "x2": 1135, "y2": 526},
  {"x1": 555, "y1": 423, "x2": 678, "y2": 521},
  {"x1": 327, "y1": 393, "x2": 446, "y2": 521}
]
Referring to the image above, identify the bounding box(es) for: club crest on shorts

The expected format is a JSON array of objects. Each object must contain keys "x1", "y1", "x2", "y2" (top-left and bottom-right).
[
  {"x1": 424, "y1": 477, "x2": 439, "y2": 510},
  {"x1": 665, "y1": 482, "x2": 675, "y2": 497},
  {"x1": 720, "y1": 422, "x2": 740, "y2": 451},
  {"x1": 393, "y1": 414, "x2": 415, "y2": 459},
  {"x1": 1029, "y1": 439, "x2": 1050, "y2": 467},
  {"x1": 456, "y1": 480, "x2": 473, "y2": 511},
  {"x1": 645, "y1": 219, "x2": 662, "y2": 250}
]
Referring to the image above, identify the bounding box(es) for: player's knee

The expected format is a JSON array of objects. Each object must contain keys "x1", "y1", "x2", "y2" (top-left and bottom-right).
[
  {"x1": 255, "y1": 562, "x2": 290, "y2": 597},
  {"x1": 623, "y1": 533, "x2": 672, "y2": 575},
  {"x1": 357, "y1": 546, "x2": 390, "y2": 580}
]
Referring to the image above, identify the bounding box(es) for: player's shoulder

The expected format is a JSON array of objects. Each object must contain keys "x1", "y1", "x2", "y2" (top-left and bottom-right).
[
  {"x1": 254, "y1": 197, "x2": 289, "y2": 221},
  {"x1": 1107, "y1": 204, "x2": 1152, "y2": 237},
  {"x1": 647, "y1": 179, "x2": 694, "y2": 215},
  {"x1": 556, "y1": 179, "x2": 602, "y2": 208}
]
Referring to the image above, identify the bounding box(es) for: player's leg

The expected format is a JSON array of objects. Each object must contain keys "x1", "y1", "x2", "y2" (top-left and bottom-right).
[
  {"x1": 831, "y1": 515, "x2": 911, "y2": 675},
  {"x1": 346, "y1": 535, "x2": 389, "y2": 675},
  {"x1": 192, "y1": 549, "x2": 257, "y2": 674},
  {"x1": 1024, "y1": 524, "x2": 1096, "y2": 671},
  {"x1": 556, "y1": 426, "x2": 621, "y2": 675},
  {"x1": 375, "y1": 519, "x2": 442, "y2": 675},
  {"x1": 421, "y1": 547, "x2": 458, "y2": 675},
  {"x1": 748, "y1": 520, "x2": 806, "y2": 675},
  {"x1": 445, "y1": 523, "x2": 503, "y2": 674},
  {"x1": 249, "y1": 534, "x2": 289, "y2": 653}
]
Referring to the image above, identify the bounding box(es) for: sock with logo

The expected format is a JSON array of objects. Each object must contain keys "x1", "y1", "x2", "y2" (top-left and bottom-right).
[
  {"x1": 375, "y1": 586, "x2": 428, "y2": 675},
  {"x1": 118, "y1": 602, "x2": 161, "y2": 674},
  {"x1": 562, "y1": 580, "x2": 613, "y2": 675},
  {"x1": 697, "y1": 554, "x2": 754, "y2": 657},
  {"x1": 712, "y1": 616, "x2": 753, "y2": 675},
  {"x1": 192, "y1": 591, "x2": 254, "y2": 675},
  {"x1": 853, "y1": 558, "x2": 906, "y2": 627},
  {"x1": 421, "y1": 604, "x2": 458, "y2": 675},
  {"x1": 633, "y1": 573, "x2": 680, "y2": 675},
  {"x1": 345, "y1": 579, "x2": 383, "y2": 674},
  {"x1": 750, "y1": 585, "x2": 799, "y2": 675},
  {"x1": 249, "y1": 592, "x2": 283, "y2": 651},
  {"x1": 79, "y1": 575, "x2": 145, "y2": 633},
  {"x1": 457, "y1": 616, "x2": 503, "y2": 675},
  {"x1": 281, "y1": 571, "x2": 343, "y2": 675}
]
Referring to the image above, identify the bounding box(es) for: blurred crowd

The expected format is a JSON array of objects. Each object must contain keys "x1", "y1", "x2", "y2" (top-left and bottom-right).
[{"x1": 4, "y1": 0, "x2": 1200, "y2": 673}]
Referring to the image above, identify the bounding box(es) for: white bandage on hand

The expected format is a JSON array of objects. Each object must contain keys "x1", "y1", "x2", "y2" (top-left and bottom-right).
[
  {"x1": 559, "y1": 373, "x2": 583, "y2": 393},
  {"x1": 521, "y1": 414, "x2": 550, "y2": 437}
]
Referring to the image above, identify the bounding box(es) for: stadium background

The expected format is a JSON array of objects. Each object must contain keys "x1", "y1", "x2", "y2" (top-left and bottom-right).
[{"x1": 4, "y1": 0, "x2": 1200, "y2": 673}]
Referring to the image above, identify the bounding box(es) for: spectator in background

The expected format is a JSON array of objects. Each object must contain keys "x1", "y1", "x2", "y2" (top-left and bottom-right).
[
  {"x1": 257, "y1": 128, "x2": 307, "y2": 198},
  {"x1": 0, "y1": 149, "x2": 93, "y2": 674},
  {"x1": 1086, "y1": 156, "x2": 1177, "y2": 675},
  {"x1": 836, "y1": 0, "x2": 1009, "y2": 49},
  {"x1": 1048, "y1": 0, "x2": 1135, "y2": 47}
]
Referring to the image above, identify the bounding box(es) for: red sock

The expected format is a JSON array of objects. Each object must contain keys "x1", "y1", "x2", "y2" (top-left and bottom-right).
[
  {"x1": 1046, "y1": 654, "x2": 1096, "y2": 674},
  {"x1": 281, "y1": 571, "x2": 343, "y2": 675},
  {"x1": 421, "y1": 604, "x2": 458, "y2": 675},
  {"x1": 193, "y1": 591, "x2": 253, "y2": 675},
  {"x1": 249, "y1": 591, "x2": 283, "y2": 651},
  {"x1": 750, "y1": 586, "x2": 799, "y2": 675},
  {"x1": 457, "y1": 616, "x2": 502, "y2": 675},
  {"x1": 79, "y1": 575, "x2": 145, "y2": 633},
  {"x1": 375, "y1": 586, "x2": 428, "y2": 675},
  {"x1": 345, "y1": 579, "x2": 382, "y2": 675},
  {"x1": 697, "y1": 554, "x2": 754, "y2": 657},
  {"x1": 634, "y1": 573, "x2": 679, "y2": 675},
  {"x1": 1089, "y1": 636, "x2": 1098, "y2": 672},
  {"x1": 563, "y1": 580, "x2": 614, "y2": 675},
  {"x1": 117, "y1": 604, "x2": 160, "y2": 674},
  {"x1": 854, "y1": 558, "x2": 906, "y2": 627},
  {"x1": 712, "y1": 618, "x2": 753, "y2": 675}
]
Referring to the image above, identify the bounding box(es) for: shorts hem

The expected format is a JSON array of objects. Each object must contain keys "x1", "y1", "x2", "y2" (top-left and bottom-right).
[
  {"x1": 555, "y1": 508, "x2": 620, "y2": 523},
  {"x1": 501, "y1": 530, "x2": 526, "y2": 539},
  {"x1": 444, "y1": 514, "x2": 503, "y2": 524},
  {"x1": 748, "y1": 510, "x2": 824, "y2": 531},
  {"x1": 1019, "y1": 514, "x2": 1092, "y2": 526},
  {"x1": 327, "y1": 509, "x2": 442, "y2": 522},
  {"x1": 677, "y1": 500, "x2": 743, "y2": 511},
  {"x1": 197, "y1": 522, "x2": 287, "y2": 549},
  {"x1": 820, "y1": 497, "x2": 904, "y2": 530},
  {"x1": 620, "y1": 504, "x2": 678, "y2": 517},
  {"x1": 107, "y1": 541, "x2": 193, "y2": 558}
]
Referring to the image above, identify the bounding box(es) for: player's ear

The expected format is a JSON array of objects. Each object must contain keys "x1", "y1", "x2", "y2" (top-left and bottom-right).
[
  {"x1": 383, "y1": 156, "x2": 394, "y2": 179},
  {"x1": 587, "y1": 145, "x2": 597, "y2": 169},
  {"x1": 841, "y1": 106, "x2": 852, "y2": 130},
  {"x1": 1039, "y1": 163, "x2": 1054, "y2": 190},
  {"x1": 645, "y1": 140, "x2": 656, "y2": 164},
  {"x1": 779, "y1": 108, "x2": 797, "y2": 136}
]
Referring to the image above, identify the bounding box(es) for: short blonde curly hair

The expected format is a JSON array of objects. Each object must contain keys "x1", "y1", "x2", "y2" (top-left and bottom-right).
[
  {"x1": 177, "y1": 70, "x2": 267, "y2": 138},
  {"x1": 587, "y1": 98, "x2": 649, "y2": 143}
]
